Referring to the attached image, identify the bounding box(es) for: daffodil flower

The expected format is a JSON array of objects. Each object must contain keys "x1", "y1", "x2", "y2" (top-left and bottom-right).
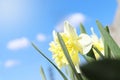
[
  {"x1": 49, "y1": 21, "x2": 96, "y2": 74},
  {"x1": 91, "y1": 27, "x2": 104, "y2": 59},
  {"x1": 49, "y1": 21, "x2": 80, "y2": 69}
]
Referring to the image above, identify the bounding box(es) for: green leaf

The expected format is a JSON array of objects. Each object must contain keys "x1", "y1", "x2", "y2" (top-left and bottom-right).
[
  {"x1": 57, "y1": 33, "x2": 83, "y2": 80},
  {"x1": 82, "y1": 49, "x2": 96, "y2": 63},
  {"x1": 96, "y1": 20, "x2": 120, "y2": 59},
  {"x1": 40, "y1": 66, "x2": 47, "y2": 80},
  {"x1": 82, "y1": 55, "x2": 95, "y2": 63},
  {"x1": 68, "y1": 65, "x2": 76, "y2": 80},
  {"x1": 32, "y1": 43, "x2": 68, "y2": 80},
  {"x1": 105, "y1": 26, "x2": 110, "y2": 33},
  {"x1": 104, "y1": 26, "x2": 111, "y2": 58},
  {"x1": 93, "y1": 46, "x2": 105, "y2": 59},
  {"x1": 86, "y1": 49, "x2": 96, "y2": 60},
  {"x1": 81, "y1": 59, "x2": 120, "y2": 80},
  {"x1": 80, "y1": 23, "x2": 87, "y2": 34}
]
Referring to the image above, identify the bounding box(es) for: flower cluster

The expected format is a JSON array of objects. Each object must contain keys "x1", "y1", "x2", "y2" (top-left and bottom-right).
[
  {"x1": 49, "y1": 21, "x2": 104, "y2": 69},
  {"x1": 33, "y1": 20, "x2": 120, "y2": 80}
]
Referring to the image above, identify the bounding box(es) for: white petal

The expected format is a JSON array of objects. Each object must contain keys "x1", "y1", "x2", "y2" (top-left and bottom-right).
[
  {"x1": 91, "y1": 34, "x2": 99, "y2": 42},
  {"x1": 79, "y1": 34, "x2": 92, "y2": 54},
  {"x1": 64, "y1": 21, "x2": 78, "y2": 39},
  {"x1": 91, "y1": 27, "x2": 99, "y2": 42}
]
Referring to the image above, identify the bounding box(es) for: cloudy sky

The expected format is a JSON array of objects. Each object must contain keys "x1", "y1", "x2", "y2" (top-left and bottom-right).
[{"x1": 0, "y1": 0, "x2": 117, "y2": 80}]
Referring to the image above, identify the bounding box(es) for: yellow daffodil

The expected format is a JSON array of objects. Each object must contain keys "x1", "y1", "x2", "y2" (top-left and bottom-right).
[
  {"x1": 49, "y1": 21, "x2": 80, "y2": 69},
  {"x1": 91, "y1": 27, "x2": 104, "y2": 59},
  {"x1": 49, "y1": 21, "x2": 93, "y2": 73}
]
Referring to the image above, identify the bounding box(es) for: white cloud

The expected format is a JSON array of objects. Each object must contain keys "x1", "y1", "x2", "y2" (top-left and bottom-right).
[
  {"x1": 67, "y1": 13, "x2": 85, "y2": 26},
  {"x1": 37, "y1": 34, "x2": 46, "y2": 42},
  {"x1": 55, "y1": 13, "x2": 86, "y2": 32},
  {"x1": 7, "y1": 37, "x2": 29, "y2": 50},
  {"x1": 4, "y1": 60, "x2": 20, "y2": 68}
]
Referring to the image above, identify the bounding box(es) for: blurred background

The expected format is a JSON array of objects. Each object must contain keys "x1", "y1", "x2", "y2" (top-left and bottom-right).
[{"x1": 0, "y1": 0, "x2": 118, "y2": 80}]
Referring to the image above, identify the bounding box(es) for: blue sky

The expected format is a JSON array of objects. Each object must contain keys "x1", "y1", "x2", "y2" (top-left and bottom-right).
[{"x1": 0, "y1": 0, "x2": 117, "y2": 80}]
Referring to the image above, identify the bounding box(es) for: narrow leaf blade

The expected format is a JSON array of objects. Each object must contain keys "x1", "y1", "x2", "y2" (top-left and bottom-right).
[
  {"x1": 80, "y1": 23, "x2": 87, "y2": 34},
  {"x1": 104, "y1": 26, "x2": 111, "y2": 58},
  {"x1": 40, "y1": 66, "x2": 47, "y2": 80},
  {"x1": 96, "y1": 20, "x2": 120, "y2": 59},
  {"x1": 32, "y1": 43, "x2": 68, "y2": 80}
]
